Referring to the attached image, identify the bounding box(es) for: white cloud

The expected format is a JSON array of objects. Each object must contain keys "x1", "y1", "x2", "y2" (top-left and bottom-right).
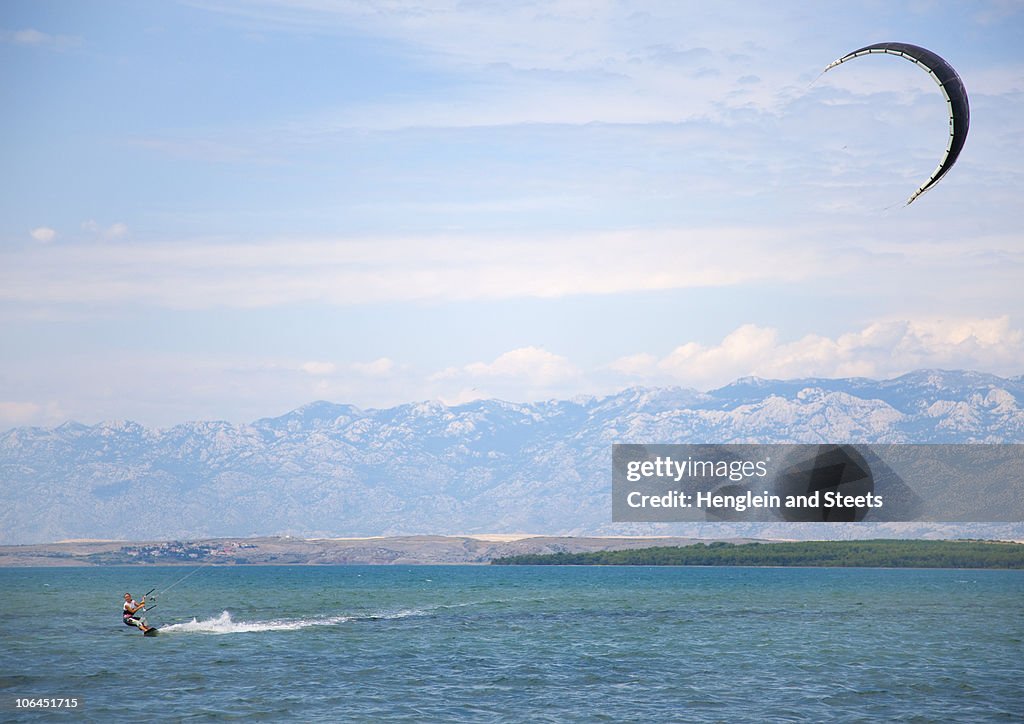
[
  {"x1": 299, "y1": 361, "x2": 336, "y2": 375},
  {"x1": 433, "y1": 345, "x2": 577, "y2": 385},
  {"x1": 611, "y1": 317, "x2": 1024, "y2": 390},
  {"x1": 429, "y1": 346, "x2": 582, "y2": 405},
  {"x1": 608, "y1": 353, "x2": 660, "y2": 377},
  {"x1": 351, "y1": 358, "x2": 395, "y2": 377},
  {"x1": 30, "y1": 227, "x2": 56, "y2": 243},
  {"x1": 461, "y1": 347, "x2": 579, "y2": 385}
]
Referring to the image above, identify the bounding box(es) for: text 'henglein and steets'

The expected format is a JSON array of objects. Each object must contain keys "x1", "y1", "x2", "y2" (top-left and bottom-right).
[{"x1": 622, "y1": 455, "x2": 883, "y2": 512}]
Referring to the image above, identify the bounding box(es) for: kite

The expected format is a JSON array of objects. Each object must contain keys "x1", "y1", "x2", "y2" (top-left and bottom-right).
[{"x1": 823, "y1": 42, "x2": 970, "y2": 205}]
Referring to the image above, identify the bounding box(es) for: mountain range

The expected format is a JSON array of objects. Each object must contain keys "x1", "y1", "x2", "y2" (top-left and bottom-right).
[{"x1": 2, "y1": 369, "x2": 1022, "y2": 544}]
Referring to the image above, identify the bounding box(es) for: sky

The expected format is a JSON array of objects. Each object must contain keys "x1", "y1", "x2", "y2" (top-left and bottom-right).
[{"x1": 1, "y1": 0, "x2": 1023, "y2": 428}]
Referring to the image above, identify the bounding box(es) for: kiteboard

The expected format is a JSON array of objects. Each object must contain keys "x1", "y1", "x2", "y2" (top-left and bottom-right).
[{"x1": 143, "y1": 627, "x2": 159, "y2": 637}]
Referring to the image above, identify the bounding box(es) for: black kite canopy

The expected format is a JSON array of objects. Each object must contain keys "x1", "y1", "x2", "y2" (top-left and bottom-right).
[{"x1": 823, "y1": 42, "x2": 970, "y2": 205}]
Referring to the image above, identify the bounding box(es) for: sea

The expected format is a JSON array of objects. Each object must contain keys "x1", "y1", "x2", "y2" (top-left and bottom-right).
[{"x1": 1, "y1": 565, "x2": 1022, "y2": 722}]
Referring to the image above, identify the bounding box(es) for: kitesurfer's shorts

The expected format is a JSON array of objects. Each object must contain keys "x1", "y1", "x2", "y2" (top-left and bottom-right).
[{"x1": 124, "y1": 616, "x2": 145, "y2": 629}]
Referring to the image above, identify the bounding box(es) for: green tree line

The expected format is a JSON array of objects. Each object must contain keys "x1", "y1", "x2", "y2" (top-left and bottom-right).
[{"x1": 490, "y1": 540, "x2": 1024, "y2": 568}]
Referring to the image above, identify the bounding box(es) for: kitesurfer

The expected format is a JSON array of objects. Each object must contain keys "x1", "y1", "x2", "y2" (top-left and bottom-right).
[{"x1": 122, "y1": 592, "x2": 153, "y2": 633}]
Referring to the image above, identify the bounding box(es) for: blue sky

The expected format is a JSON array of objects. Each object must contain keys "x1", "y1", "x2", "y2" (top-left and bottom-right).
[{"x1": 2, "y1": 0, "x2": 1022, "y2": 428}]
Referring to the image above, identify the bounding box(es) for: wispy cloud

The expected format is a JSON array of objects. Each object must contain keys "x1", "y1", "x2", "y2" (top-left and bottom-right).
[
  {"x1": 80, "y1": 220, "x2": 129, "y2": 240},
  {"x1": 187, "y1": 0, "x2": 813, "y2": 132},
  {"x1": 0, "y1": 227, "x2": 836, "y2": 308},
  {"x1": 0, "y1": 400, "x2": 65, "y2": 428},
  {"x1": 3, "y1": 222, "x2": 1020, "y2": 311},
  {"x1": 2, "y1": 28, "x2": 81, "y2": 50}
]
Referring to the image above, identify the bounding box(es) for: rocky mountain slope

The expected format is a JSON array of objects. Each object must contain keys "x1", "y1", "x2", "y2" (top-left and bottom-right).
[{"x1": 2, "y1": 370, "x2": 1022, "y2": 544}]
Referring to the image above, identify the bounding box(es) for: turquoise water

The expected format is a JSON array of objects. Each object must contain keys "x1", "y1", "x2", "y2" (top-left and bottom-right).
[{"x1": 1, "y1": 565, "x2": 1022, "y2": 722}]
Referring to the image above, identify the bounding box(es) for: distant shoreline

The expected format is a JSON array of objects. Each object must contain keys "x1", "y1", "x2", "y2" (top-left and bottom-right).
[
  {"x1": 2, "y1": 535, "x2": 1022, "y2": 568},
  {"x1": 491, "y1": 539, "x2": 1024, "y2": 569},
  {"x1": 0, "y1": 534, "x2": 756, "y2": 567}
]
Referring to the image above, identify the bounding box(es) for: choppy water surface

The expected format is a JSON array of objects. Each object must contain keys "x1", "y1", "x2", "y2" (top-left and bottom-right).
[{"x1": 2, "y1": 565, "x2": 1021, "y2": 721}]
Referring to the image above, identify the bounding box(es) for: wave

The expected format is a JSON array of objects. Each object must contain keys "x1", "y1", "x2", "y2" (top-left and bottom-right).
[{"x1": 159, "y1": 609, "x2": 425, "y2": 635}]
